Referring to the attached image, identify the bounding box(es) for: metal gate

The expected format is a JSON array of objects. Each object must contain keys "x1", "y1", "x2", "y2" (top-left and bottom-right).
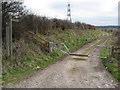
[
  {"x1": 48, "y1": 42, "x2": 112, "y2": 59},
  {"x1": 88, "y1": 45, "x2": 112, "y2": 58}
]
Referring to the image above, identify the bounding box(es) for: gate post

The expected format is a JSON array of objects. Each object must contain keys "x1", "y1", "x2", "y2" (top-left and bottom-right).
[
  {"x1": 9, "y1": 15, "x2": 12, "y2": 60},
  {"x1": 109, "y1": 46, "x2": 112, "y2": 57},
  {"x1": 48, "y1": 42, "x2": 53, "y2": 53},
  {"x1": 6, "y1": 15, "x2": 13, "y2": 60},
  {"x1": 6, "y1": 22, "x2": 10, "y2": 57}
]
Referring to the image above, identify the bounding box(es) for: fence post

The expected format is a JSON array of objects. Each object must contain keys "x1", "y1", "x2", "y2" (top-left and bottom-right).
[
  {"x1": 113, "y1": 47, "x2": 116, "y2": 57},
  {"x1": 108, "y1": 46, "x2": 112, "y2": 60},
  {"x1": 6, "y1": 22, "x2": 10, "y2": 57},
  {"x1": 48, "y1": 42, "x2": 53, "y2": 53},
  {"x1": 110, "y1": 46, "x2": 112, "y2": 56},
  {"x1": 9, "y1": 15, "x2": 12, "y2": 60}
]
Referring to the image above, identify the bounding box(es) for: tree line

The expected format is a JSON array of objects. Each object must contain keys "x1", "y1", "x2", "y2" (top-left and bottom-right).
[{"x1": 2, "y1": 1, "x2": 96, "y2": 41}]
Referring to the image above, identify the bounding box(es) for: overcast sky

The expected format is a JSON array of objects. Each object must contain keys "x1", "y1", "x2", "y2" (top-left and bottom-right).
[{"x1": 24, "y1": 0, "x2": 119, "y2": 26}]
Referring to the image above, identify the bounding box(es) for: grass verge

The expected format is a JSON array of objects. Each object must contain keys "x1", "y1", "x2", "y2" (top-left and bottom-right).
[{"x1": 100, "y1": 34, "x2": 120, "y2": 82}]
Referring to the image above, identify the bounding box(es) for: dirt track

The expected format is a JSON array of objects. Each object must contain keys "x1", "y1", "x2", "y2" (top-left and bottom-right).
[{"x1": 4, "y1": 35, "x2": 118, "y2": 88}]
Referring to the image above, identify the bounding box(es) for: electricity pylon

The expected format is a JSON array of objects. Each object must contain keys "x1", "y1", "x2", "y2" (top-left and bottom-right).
[{"x1": 67, "y1": 0, "x2": 72, "y2": 22}]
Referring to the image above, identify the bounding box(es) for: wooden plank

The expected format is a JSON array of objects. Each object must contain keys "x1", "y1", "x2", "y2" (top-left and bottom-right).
[
  {"x1": 70, "y1": 53, "x2": 88, "y2": 57},
  {"x1": 73, "y1": 58, "x2": 86, "y2": 60}
]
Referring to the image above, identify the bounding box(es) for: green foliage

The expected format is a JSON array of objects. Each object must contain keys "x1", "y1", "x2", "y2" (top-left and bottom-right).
[
  {"x1": 38, "y1": 55, "x2": 46, "y2": 60},
  {"x1": 2, "y1": 1, "x2": 27, "y2": 39},
  {"x1": 100, "y1": 47, "x2": 109, "y2": 58},
  {"x1": 100, "y1": 36, "x2": 120, "y2": 82},
  {"x1": 101, "y1": 57, "x2": 119, "y2": 82},
  {"x1": 2, "y1": 65, "x2": 34, "y2": 84},
  {"x1": 49, "y1": 51, "x2": 59, "y2": 57},
  {"x1": 20, "y1": 57, "x2": 32, "y2": 62}
]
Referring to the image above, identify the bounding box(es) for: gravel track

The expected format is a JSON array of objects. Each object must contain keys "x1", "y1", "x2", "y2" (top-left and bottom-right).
[{"x1": 4, "y1": 35, "x2": 118, "y2": 88}]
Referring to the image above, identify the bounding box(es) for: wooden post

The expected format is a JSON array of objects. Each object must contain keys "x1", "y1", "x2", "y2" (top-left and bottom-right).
[
  {"x1": 48, "y1": 42, "x2": 53, "y2": 53},
  {"x1": 6, "y1": 22, "x2": 10, "y2": 57},
  {"x1": 6, "y1": 15, "x2": 13, "y2": 60},
  {"x1": 109, "y1": 46, "x2": 112, "y2": 57},
  {"x1": 9, "y1": 15, "x2": 12, "y2": 60},
  {"x1": 0, "y1": 3, "x2": 2, "y2": 88}
]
